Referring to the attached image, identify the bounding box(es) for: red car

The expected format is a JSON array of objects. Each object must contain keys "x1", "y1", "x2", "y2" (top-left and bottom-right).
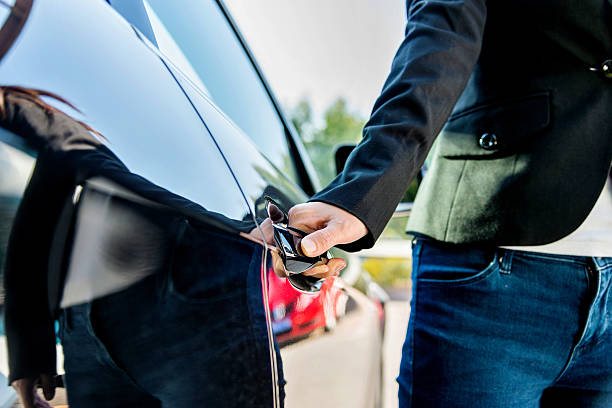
[{"x1": 268, "y1": 270, "x2": 349, "y2": 344}]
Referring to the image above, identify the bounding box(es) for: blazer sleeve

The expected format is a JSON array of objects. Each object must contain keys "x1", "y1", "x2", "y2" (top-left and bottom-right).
[
  {"x1": 4, "y1": 147, "x2": 74, "y2": 384},
  {"x1": 309, "y1": 0, "x2": 487, "y2": 251},
  {"x1": 1, "y1": 94, "x2": 106, "y2": 384}
]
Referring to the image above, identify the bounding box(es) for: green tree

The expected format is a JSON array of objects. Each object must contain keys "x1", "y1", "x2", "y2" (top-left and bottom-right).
[
  {"x1": 289, "y1": 99, "x2": 314, "y2": 142},
  {"x1": 289, "y1": 97, "x2": 366, "y2": 185},
  {"x1": 289, "y1": 97, "x2": 411, "y2": 241}
]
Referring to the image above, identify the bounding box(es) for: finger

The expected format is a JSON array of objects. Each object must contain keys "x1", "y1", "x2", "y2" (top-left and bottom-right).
[
  {"x1": 269, "y1": 249, "x2": 288, "y2": 278},
  {"x1": 40, "y1": 374, "x2": 55, "y2": 401},
  {"x1": 12, "y1": 379, "x2": 35, "y2": 408},
  {"x1": 242, "y1": 219, "x2": 276, "y2": 248},
  {"x1": 299, "y1": 225, "x2": 341, "y2": 257},
  {"x1": 303, "y1": 258, "x2": 346, "y2": 277},
  {"x1": 326, "y1": 258, "x2": 347, "y2": 276},
  {"x1": 287, "y1": 204, "x2": 326, "y2": 233},
  {"x1": 259, "y1": 218, "x2": 276, "y2": 246},
  {"x1": 301, "y1": 264, "x2": 330, "y2": 277}
]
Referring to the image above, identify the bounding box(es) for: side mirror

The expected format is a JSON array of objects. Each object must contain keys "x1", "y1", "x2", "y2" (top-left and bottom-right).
[{"x1": 333, "y1": 143, "x2": 425, "y2": 218}]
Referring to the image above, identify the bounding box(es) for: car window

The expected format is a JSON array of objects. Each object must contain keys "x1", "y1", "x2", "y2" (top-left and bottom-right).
[
  {"x1": 169, "y1": 65, "x2": 308, "y2": 217},
  {"x1": 142, "y1": 0, "x2": 299, "y2": 184}
]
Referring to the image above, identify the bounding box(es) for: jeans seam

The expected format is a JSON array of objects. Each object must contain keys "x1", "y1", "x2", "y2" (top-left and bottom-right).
[
  {"x1": 85, "y1": 303, "x2": 159, "y2": 399},
  {"x1": 593, "y1": 257, "x2": 612, "y2": 271},
  {"x1": 551, "y1": 263, "x2": 600, "y2": 384},
  {"x1": 417, "y1": 257, "x2": 499, "y2": 287},
  {"x1": 409, "y1": 290, "x2": 416, "y2": 408},
  {"x1": 409, "y1": 241, "x2": 423, "y2": 407}
]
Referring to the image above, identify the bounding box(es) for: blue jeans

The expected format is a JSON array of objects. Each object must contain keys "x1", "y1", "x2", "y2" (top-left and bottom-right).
[
  {"x1": 59, "y1": 223, "x2": 284, "y2": 407},
  {"x1": 399, "y1": 239, "x2": 612, "y2": 407}
]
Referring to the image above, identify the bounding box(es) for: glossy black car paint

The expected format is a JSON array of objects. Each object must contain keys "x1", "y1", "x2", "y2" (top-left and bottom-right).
[{"x1": 0, "y1": 1, "x2": 385, "y2": 406}]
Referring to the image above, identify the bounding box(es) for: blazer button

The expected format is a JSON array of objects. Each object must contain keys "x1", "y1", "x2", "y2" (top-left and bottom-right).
[
  {"x1": 603, "y1": 60, "x2": 612, "y2": 79},
  {"x1": 590, "y1": 59, "x2": 612, "y2": 79},
  {"x1": 479, "y1": 133, "x2": 498, "y2": 150}
]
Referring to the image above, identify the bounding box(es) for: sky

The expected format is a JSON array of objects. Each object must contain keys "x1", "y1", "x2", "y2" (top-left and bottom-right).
[{"x1": 223, "y1": 0, "x2": 407, "y2": 121}]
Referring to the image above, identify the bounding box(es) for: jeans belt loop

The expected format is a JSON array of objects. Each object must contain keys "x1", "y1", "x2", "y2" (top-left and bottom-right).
[{"x1": 499, "y1": 249, "x2": 513, "y2": 275}]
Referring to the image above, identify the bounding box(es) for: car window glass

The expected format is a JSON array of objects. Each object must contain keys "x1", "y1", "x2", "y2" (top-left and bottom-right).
[
  {"x1": 140, "y1": 2, "x2": 211, "y2": 97},
  {"x1": 168, "y1": 66, "x2": 307, "y2": 217},
  {"x1": 143, "y1": 0, "x2": 299, "y2": 184}
]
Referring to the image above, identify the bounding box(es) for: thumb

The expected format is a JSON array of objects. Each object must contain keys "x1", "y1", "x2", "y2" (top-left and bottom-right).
[
  {"x1": 40, "y1": 374, "x2": 55, "y2": 401},
  {"x1": 300, "y1": 224, "x2": 340, "y2": 257}
]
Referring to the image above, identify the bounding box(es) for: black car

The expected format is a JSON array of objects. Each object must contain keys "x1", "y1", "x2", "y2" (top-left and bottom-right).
[{"x1": 0, "y1": 1, "x2": 385, "y2": 407}]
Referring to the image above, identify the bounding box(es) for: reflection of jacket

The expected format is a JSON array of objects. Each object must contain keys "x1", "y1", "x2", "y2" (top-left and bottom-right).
[
  {"x1": 1, "y1": 94, "x2": 256, "y2": 383},
  {"x1": 312, "y1": 0, "x2": 612, "y2": 249}
]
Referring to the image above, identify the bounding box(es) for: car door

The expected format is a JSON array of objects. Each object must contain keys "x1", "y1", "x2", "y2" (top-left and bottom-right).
[
  {"x1": 0, "y1": 0, "x2": 279, "y2": 406},
  {"x1": 119, "y1": 2, "x2": 385, "y2": 406}
]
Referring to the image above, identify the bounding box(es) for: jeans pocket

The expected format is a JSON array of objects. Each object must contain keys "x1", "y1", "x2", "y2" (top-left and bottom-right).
[
  {"x1": 166, "y1": 221, "x2": 253, "y2": 304},
  {"x1": 415, "y1": 240, "x2": 499, "y2": 286}
]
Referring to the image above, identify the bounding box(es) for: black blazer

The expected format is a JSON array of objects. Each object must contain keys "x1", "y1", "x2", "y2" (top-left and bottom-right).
[{"x1": 312, "y1": 0, "x2": 612, "y2": 249}]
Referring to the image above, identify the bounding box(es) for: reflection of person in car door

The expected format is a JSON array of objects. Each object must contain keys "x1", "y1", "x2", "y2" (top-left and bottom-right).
[
  {"x1": 286, "y1": 1, "x2": 612, "y2": 406},
  {"x1": 1, "y1": 87, "x2": 280, "y2": 408}
]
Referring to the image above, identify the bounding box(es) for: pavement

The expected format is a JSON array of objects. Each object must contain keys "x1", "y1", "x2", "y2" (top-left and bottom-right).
[
  {"x1": 279, "y1": 285, "x2": 411, "y2": 408},
  {"x1": 280, "y1": 287, "x2": 383, "y2": 408},
  {"x1": 382, "y1": 300, "x2": 411, "y2": 408}
]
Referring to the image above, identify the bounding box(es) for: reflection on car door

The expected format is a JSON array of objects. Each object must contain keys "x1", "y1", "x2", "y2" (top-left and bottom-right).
[
  {"x1": 0, "y1": 1, "x2": 277, "y2": 406},
  {"x1": 173, "y1": 69, "x2": 385, "y2": 408},
  {"x1": 145, "y1": 21, "x2": 384, "y2": 407}
]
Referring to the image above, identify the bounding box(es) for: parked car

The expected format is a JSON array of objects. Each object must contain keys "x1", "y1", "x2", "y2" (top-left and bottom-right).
[
  {"x1": 269, "y1": 271, "x2": 349, "y2": 343},
  {"x1": 0, "y1": 1, "x2": 386, "y2": 407}
]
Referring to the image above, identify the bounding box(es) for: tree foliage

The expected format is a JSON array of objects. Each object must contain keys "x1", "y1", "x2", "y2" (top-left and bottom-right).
[
  {"x1": 289, "y1": 97, "x2": 365, "y2": 185},
  {"x1": 289, "y1": 96, "x2": 412, "y2": 242}
]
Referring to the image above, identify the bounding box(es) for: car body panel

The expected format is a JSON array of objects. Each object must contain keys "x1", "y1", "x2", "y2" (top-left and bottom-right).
[
  {"x1": 0, "y1": 1, "x2": 387, "y2": 406},
  {"x1": 0, "y1": 1, "x2": 278, "y2": 405}
]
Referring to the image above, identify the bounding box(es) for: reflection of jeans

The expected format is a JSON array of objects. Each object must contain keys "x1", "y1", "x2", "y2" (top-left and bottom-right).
[
  {"x1": 399, "y1": 239, "x2": 612, "y2": 407},
  {"x1": 59, "y1": 223, "x2": 284, "y2": 407}
]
